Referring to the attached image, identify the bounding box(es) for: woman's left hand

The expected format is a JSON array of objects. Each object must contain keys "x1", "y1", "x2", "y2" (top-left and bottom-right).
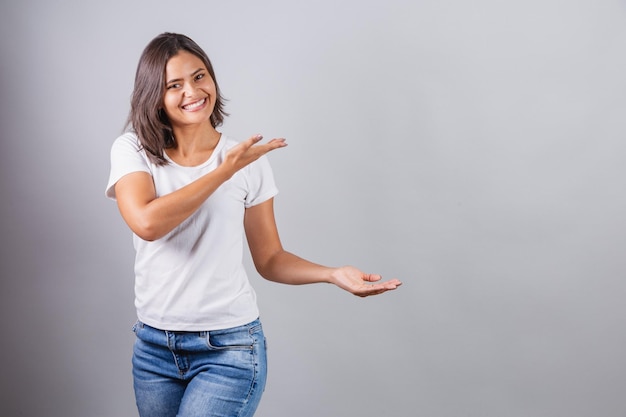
[{"x1": 330, "y1": 266, "x2": 402, "y2": 297}]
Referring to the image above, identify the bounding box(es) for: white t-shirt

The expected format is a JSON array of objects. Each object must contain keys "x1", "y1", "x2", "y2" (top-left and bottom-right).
[{"x1": 106, "y1": 132, "x2": 278, "y2": 331}]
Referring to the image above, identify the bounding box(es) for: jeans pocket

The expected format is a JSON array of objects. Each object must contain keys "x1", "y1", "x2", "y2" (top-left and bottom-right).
[{"x1": 206, "y1": 327, "x2": 256, "y2": 350}]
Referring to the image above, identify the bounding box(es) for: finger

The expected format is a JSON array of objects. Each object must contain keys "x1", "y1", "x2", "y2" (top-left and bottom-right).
[
  {"x1": 245, "y1": 134, "x2": 263, "y2": 146},
  {"x1": 264, "y1": 138, "x2": 288, "y2": 149},
  {"x1": 382, "y1": 278, "x2": 402, "y2": 287},
  {"x1": 356, "y1": 281, "x2": 400, "y2": 297},
  {"x1": 355, "y1": 287, "x2": 387, "y2": 297},
  {"x1": 257, "y1": 138, "x2": 288, "y2": 154},
  {"x1": 268, "y1": 138, "x2": 287, "y2": 145},
  {"x1": 362, "y1": 274, "x2": 382, "y2": 282}
]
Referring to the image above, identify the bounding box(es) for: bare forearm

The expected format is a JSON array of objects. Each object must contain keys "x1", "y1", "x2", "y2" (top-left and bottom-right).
[
  {"x1": 124, "y1": 165, "x2": 232, "y2": 241},
  {"x1": 256, "y1": 250, "x2": 335, "y2": 285},
  {"x1": 255, "y1": 250, "x2": 402, "y2": 297}
]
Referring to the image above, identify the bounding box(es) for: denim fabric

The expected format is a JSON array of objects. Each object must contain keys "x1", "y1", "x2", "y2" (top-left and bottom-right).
[{"x1": 132, "y1": 318, "x2": 267, "y2": 417}]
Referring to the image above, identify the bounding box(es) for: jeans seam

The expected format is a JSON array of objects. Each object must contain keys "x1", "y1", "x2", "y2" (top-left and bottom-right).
[{"x1": 236, "y1": 339, "x2": 260, "y2": 417}]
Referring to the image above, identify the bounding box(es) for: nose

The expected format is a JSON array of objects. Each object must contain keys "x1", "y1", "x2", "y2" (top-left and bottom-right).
[{"x1": 182, "y1": 82, "x2": 197, "y2": 97}]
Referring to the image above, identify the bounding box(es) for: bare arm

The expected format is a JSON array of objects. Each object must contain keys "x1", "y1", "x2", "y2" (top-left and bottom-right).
[
  {"x1": 115, "y1": 135, "x2": 286, "y2": 241},
  {"x1": 244, "y1": 198, "x2": 402, "y2": 297}
]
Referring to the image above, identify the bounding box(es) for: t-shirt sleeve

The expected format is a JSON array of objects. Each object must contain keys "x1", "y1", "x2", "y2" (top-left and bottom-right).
[
  {"x1": 105, "y1": 133, "x2": 152, "y2": 200},
  {"x1": 244, "y1": 155, "x2": 279, "y2": 208}
]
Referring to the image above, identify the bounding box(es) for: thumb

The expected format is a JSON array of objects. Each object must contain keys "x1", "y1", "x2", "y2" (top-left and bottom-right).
[
  {"x1": 246, "y1": 134, "x2": 263, "y2": 146},
  {"x1": 363, "y1": 273, "x2": 382, "y2": 282}
]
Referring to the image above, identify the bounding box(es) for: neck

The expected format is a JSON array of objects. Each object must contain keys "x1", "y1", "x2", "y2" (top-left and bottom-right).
[
  {"x1": 166, "y1": 121, "x2": 221, "y2": 166},
  {"x1": 171, "y1": 122, "x2": 220, "y2": 156}
]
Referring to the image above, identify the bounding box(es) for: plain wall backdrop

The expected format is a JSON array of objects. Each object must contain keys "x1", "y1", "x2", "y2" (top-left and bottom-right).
[{"x1": 1, "y1": 1, "x2": 625, "y2": 416}]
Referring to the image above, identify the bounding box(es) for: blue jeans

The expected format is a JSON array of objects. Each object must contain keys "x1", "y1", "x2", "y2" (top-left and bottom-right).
[{"x1": 132, "y1": 318, "x2": 268, "y2": 417}]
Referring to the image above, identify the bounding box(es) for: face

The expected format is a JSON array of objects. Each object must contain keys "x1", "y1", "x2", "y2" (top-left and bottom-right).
[{"x1": 162, "y1": 51, "x2": 217, "y2": 129}]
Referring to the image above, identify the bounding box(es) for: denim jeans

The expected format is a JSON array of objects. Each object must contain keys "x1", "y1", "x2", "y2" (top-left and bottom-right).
[{"x1": 132, "y1": 318, "x2": 267, "y2": 417}]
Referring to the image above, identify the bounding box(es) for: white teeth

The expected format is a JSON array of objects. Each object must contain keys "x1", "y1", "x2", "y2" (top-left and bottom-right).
[{"x1": 183, "y1": 99, "x2": 206, "y2": 110}]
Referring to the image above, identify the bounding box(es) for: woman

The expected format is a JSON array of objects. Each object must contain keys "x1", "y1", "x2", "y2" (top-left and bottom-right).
[{"x1": 106, "y1": 32, "x2": 401, "y2": 417}]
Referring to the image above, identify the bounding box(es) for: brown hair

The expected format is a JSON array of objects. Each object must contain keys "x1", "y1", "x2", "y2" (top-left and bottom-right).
[{"x1": 126, "y1": 32, "x2": 228, "y2": 165}]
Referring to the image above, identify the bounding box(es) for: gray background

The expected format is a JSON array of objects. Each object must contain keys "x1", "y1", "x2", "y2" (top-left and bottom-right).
[{"x1": 1, "y1": 1, "x2": 625, "y2": 416}]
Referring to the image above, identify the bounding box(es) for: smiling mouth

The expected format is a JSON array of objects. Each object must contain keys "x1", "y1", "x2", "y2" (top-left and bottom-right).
[{"x1": 182, "y1": 98, "x2": 206, "y2": 111}]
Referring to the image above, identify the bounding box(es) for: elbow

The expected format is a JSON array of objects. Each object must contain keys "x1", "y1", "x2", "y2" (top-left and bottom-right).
[
  {"x1": 252, "y1": 251, "x2": 284, "y2": 282},
  {"x1": 250, "y1": 254, "x2": 271, "y2": 280},
  {"x1": 130, "y1": 218, "x2": 166, "y2": 242},
  {"x1": 136, "y1": 231, "x2": 160, "y2": 242},
  {"x1": 134, "y1": 229, "x2": 160, "y2": 242},
  {"x1": 254, "y1": 262, "x2": 272, "y2": 281}
]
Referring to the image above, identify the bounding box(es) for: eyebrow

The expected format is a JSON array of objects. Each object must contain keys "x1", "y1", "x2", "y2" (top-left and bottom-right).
[{"x1": 166, "y1": 68, "x2": 205, "y2": 85}]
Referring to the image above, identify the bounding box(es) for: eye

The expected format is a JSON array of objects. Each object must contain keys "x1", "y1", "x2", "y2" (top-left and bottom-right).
[
  {"x1": 166, "y1": 83, "x2": 181, "y2": 90},
  {"x1": 195, "y1": 73, "x2": 205, "y2": 81}
]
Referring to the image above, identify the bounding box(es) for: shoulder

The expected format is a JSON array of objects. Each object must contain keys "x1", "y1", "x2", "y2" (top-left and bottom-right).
[
  {"x1": 106, "y1": 132, "x2": 151, "y2": 199},
  {"x1": 110, "y1": 131, "x2": 151, "y2": 163},
  {"x1": 111, "y1": 131, "x2": 142, "y2": 152},
  {"x1": 108, "y1": 131, "x2": 154, "y2": 174}
]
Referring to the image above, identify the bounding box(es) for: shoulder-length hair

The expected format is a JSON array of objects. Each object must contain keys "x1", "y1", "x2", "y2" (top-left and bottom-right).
[{"x1": 126, "y1": 32, "x2": 228, "y2": 165}]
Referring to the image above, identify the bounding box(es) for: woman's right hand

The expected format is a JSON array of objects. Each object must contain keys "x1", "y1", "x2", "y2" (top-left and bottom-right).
[{"x1": 222, "y1": 134, "x2": 287, "y2": 177}]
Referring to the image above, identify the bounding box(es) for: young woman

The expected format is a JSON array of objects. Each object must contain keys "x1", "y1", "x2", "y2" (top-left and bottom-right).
[{"x1": 106, "y1": 32, "x2": 401, "y2": 417}]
